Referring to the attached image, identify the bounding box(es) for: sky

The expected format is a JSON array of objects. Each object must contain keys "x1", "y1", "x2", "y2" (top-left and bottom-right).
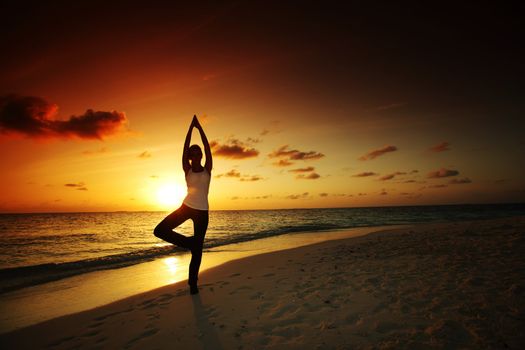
[{"x1": 1, "y1": 1, "x2": 524, "y2": 212}]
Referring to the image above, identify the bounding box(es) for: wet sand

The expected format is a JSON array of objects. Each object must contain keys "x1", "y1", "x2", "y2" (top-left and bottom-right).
[{"x1": 1, "y1": 216, "x2": 524, "y2": 349}]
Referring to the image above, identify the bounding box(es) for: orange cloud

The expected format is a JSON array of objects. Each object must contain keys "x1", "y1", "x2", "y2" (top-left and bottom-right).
[
  {"x1": 427, "y1": 168, "x2": 459, "y2": 178},
  {"x1": 288, "y1": 166, "x2": 315, "y2": 173},
  {"x1": 296, "y1": 172, "x2": 321, "y2": 180},
  {"x1": 352, "y1": 171, "x2": 377, "y2": 177},
  {"x1": 359, "y1": 145, "x2": 397, "y2": 161},
  {"x1": 210, "y1": 139, "x2": 259, "y2": 159},
  {"x1": 428, "y1": 141, "x2": 450, "y2": 152},
  {"x1": 138, "y1": 151, "x2": 152, "y2": 158},
  {"x1": 379, "y1": 171, "x2": 406, "y2": 181},
  {"x1": 239, "y1": 175, "x2": 262, "y2": 182},
  {"x1": 269, "y1": 145, "x2": 324, "y2": 161},
  {"x1": 215, "y1": 169, "x2": 261, "y2": 181},
  {"x1": 286, "y1": 192, "x2": 309, "y2": 199},
  {"x1": 0, "y1": 95, "x2": 127, "y2": 140},
  {"x1": 214, "y1": 169, "x2": 241, "y2": 178},
  {"x1": 273, "y1": 159, "x2": 293, "y2": 167},
  {"x1": 64, "y1": 182, "x2": 88, "y2": 191}
]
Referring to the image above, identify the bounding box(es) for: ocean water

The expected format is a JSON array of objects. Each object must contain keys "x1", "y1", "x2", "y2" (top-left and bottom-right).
[{"x1": 0, "y1": 203, "x2": 523, "y2": 293}]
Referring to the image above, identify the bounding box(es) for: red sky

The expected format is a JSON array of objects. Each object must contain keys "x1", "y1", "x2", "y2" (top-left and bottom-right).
[{"x1": 1, "y1": 1, "x2": 524, "y2": 212}]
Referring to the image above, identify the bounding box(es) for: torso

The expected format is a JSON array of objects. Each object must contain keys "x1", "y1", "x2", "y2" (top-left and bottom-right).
[{"x1": 182, "y1": 169, "x2": 211, "y2": 210}]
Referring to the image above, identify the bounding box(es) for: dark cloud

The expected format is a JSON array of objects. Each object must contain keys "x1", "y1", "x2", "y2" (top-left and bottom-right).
[
  {"x1": 427, "y1": 168, "x2": 459, "y2": 178},
  {"x1": 64, "y1": 182, "x2": 88, "y2": 191},
  {"x1": 288, "y1": 166, "x2": 315, "y2": 173},
  {"x1": 319, "y1": 192, "x2": 328, "y2": 197},
  {"x1": 210, "y1": 139, "x2": 259, "y2": 159},
  {"x1": 379, "y1": 189, "x2": 388, "y2": 195},
  {"x1": 268, "y1": 145, "x2": 324, "y2": 162},
  {"x1": 138, "y1": 151, "x2": 152, "y2": 158},
  {"x1": 359, "y1": 145, "x2": 398, "y2": 161},
  {"x1": 379, "y1": 171, "x2": 406, "y2": 181},
  {"x1": 352, "y1": 171, "x2": 377, "y2": 177},
  {"x1": 449, "y1": 177, "x2": 472, "y2": 184},
  {"x1": 296, "y1": 172, "x2": 320, "y2": 180},
  {"x1": 286, "y1": 192, "x2": 309, "y2": 199},
  {"x1": 428, "y1": 141, "x2": 451, "y2": 153},
  {"x1": 0, "y1": 95, "x2": 127, "y2": 140}
]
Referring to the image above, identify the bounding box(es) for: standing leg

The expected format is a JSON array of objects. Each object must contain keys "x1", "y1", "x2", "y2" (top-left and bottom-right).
[
  {"x1": 153, "y1": 204, "x2": 193, "y2": 249},
  {"x1": 188, "y1": 208, "x2": 209, "y2": 292}
]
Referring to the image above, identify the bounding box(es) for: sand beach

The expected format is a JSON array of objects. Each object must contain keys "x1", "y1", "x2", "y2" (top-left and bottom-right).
[{"x1": 1, "y1": 216, "x2": 524, "y2": 349}]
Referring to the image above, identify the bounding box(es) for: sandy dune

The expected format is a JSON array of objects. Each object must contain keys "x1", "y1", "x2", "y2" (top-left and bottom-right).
[{"x1": 1, "y1": 216, "x2": 524, "y2": 349}]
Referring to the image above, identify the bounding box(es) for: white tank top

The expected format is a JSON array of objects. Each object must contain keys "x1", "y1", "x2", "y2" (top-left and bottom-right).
[{"x1": 183, "y1": 169, "x2": 211, "y2": 210}]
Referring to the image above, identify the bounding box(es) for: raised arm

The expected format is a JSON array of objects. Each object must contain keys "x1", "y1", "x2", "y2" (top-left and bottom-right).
[
  {"x1": 194, "y1": 116, "x2": 213, "y2": 173},
  {"x1": 182, "y1": 117, "x2": 195, "y2": 173}
]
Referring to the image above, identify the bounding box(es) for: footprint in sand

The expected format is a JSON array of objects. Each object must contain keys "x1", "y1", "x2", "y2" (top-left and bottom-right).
[
  {"x1": 156, "y1": 293, "x2": 175, "y2": 302},
  {"x1": 46, "y1": 335, "x2": 75, "y2": 347},
  {"x1": 88, "y1": 321, "x2": 104, "y2": 329},
  {"x1": 124, "y1": 328, "x2": 159, "y2": 349},
  {"x1": 81, "y1": 329, "x2": 101, "y2": 338},
  {"x1": 95, "y1": 336, "x2": 107, "y2": 344},
  {"x1": 229, "y1": 285, "x2": 253, "y2": 295}
]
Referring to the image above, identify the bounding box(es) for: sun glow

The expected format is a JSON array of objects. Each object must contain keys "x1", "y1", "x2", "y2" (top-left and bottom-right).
[{"x1": 156, "y1": 183, "x2": 186, "y2": 209}]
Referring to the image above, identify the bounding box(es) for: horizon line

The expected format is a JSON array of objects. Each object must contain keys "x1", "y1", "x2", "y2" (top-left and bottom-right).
[{"x1": 1, "y1": 201, "x2": 524, "y2": 215}]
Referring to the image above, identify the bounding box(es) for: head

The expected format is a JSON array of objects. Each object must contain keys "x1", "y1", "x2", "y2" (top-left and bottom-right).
[{"x1": 188, "y1": 144, "x2": 203, "y2": 165}]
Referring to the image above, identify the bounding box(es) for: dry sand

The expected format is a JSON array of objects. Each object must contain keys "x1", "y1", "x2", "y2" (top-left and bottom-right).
[{"x1": 1, "y1": 216, "x2": 524, "y2": 349}]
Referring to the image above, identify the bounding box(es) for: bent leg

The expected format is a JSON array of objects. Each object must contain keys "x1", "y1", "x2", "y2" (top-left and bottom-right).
[
  {"x1": 153, "y1": 205, "x2": 193, "y2": 249},
  {"x1": 188, "y1": 210, "x2": 209, "y2": 286}
]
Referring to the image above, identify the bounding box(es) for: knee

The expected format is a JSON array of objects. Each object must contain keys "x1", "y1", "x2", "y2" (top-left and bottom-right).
[{"x1": 153, "y1": 224, "x2": 165, "y2": 238}]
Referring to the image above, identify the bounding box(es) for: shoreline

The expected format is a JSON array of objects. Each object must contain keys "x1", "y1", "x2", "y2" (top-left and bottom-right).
[
  {"x1": 1, "y1": 216, "x2": 524, "y2": 348},
  {"x1": 0, "y1": 225, "x2": 402, "y2": 334}
]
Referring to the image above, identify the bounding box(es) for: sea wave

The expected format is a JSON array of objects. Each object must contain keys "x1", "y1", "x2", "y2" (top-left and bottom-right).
[{"x1": 0, "y1": 222, "x2": 348, "y2": 294}]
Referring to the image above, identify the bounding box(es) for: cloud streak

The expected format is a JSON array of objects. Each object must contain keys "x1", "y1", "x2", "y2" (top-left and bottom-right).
[
  {"x1": 427, "y1": 168, "x2": 459, "y2": 178},
  {"x1": 215, "y1": 169, "x2": 261, "y2": 181},
  {"x1": 352, "y1": 171, "x2": 377, "y2": 177},
  {"x1": 449, "y1": 177, "x2": 472, "y2": 184},
  {"x1": 210, "y1": 139, "x2": 259, "y2": 159},
  {"x1": 0, "y1": 95, "x2": 127, "y2": 140},
  {"x1": 428, "y1": 141, "x2": 451, "y2": 153},
  {"x1": 359, "y1": 145, "x2": 397, "y2": 161},
  {"x1": 269, "y1": 145, "x2": 324, "y2": 163},
  {"x1": 296, "y1": 172, "x2": 321, "y2": 180},
  {"x1": 379, "y1": 171, "x2": 406, "y2": 181},
  {"x1": 64, "y1": 182, "x2": 88, "y2": 191},
  {"x1": 286, "y1": 192, "x2": 309, "y2": 200},
  {"x1": 288, "y1": 166, "x2": 315, "y2": 173},
  {"x1": 138, "y1": 151, "x2": 152, "y2": 158}
]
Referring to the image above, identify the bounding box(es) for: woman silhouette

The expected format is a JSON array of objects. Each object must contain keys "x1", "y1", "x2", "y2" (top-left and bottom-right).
[{"x1": 154, "y1": 115, "x2": 212, "y2": 294}]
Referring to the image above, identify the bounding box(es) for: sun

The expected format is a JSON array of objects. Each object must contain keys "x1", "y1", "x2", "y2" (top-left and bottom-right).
[{"x1": 156, "y1": 183, "x2": 186, "y2": 209}]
